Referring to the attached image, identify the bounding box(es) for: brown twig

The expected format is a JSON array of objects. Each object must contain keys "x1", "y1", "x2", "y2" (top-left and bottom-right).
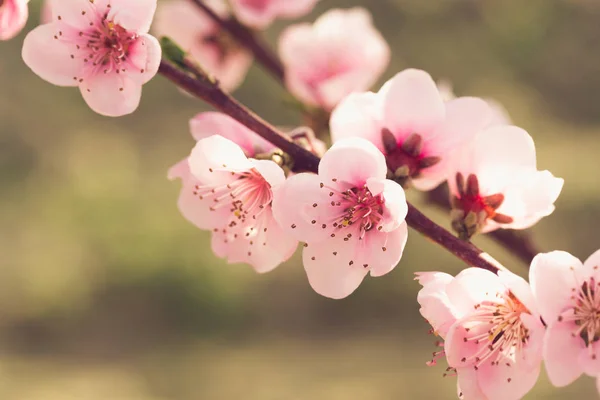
[
  {"x1": 190, "y1": 0, "x2": 285, "y2": 82},
  {"x1": 158, "y1": 59, "x2": 500, "y2": 274},
  {"x1": 426, "y1": 184, "x2": 539, "y2": 265}
]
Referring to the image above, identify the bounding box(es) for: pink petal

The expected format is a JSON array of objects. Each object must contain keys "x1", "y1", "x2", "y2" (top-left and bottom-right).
[
  {"x1": 519, "y1": 312, "x2": 545, "y2": 368},
  {"x1": 270, "y1": 173, "x2": 332, "y2": 243},
  {"x1": 22, "y1": 23, "x2": 83, "y2": 86},
  {"x1": 302, "y1": 235, "x2": 370, "y2": 299},
  {"x1": 529, "y1": 251, "x2": 580, "y2": 323},
  {"x1": 211, "y1": 210, "x2": 298, "y2": 273},
  {"x1": 579, "y1": 340, "x2": 600, "y2": 377},
  {"x1": 230, "y1": 0, "x2": 276, "y2": 29},
  {"x1": 457, "y1": 367, "x2": 486, "y2": 400},
  {"x1": 249, "y1": 159, "x2": 286, "y2": 188},
  {"x1": 169, "y1": 160, "x2": 232, "y2": 230},
  {"x1": 497, "y1": 269, "x2": 538, "y2": 317},
  {"x1": 80, "y1": 72, "x2": 142, "y2": 117},
  {"x1": 109, "y1": 0, "x2": 157, "y2": 33},
  {"x1": 125, "y1": 34, "x2": 162, "y2": 85},
  {"x1": 445, "y1": 314, "x2": 491, "y2": 366},
  {"x1": 382, "y1": 69, "x2": 445, "y2": 141},
  {"x1": 188, "y1": 135, "x2": 253, "y2": 183},
  {"x1": 582, "y1": 249, "x2": 600, "y2": 281},
  {"x1": 477, "y1": 357, "x2": 541, "y2": 400},
  {"x1": 415, "y1": 271, "x2": 457, "y2": 338},
  {"x1": 425, "y1": 97, "x2": 492, "y2": 155},
  {"x1": 445, "y1": 268, "x2": 504, "y2": 317},
  {"x1": 0, "y1": 0, "x2": 28, "y2": 40},
  {"x1": 366, "y1": 222, "x2": 408, "y2": 277},
  {"x1": 366, "y1": 178, "x2": 408, "y2": 232},
  {"x1": 330, "y1": 91, "x2": 385, "y2": 150},
  {"x1": 318, "y1": 138, "x2": 387, "y2": 186},
  {"x1": 543, "y1": 321, "x2": 585, "y2": 387},
  {"x1": 189, "y1": 112, "x2": 273, "y2": 156},
  {"x1": 275, "y1": 0, "x2": 319, "y2": 18},
  {"x1": 50, "y1": 0, "x2": 97, "y2": 29}
]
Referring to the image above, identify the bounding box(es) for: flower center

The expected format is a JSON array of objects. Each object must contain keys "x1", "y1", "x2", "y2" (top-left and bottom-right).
[
  {"x1": 560, "y1": 276, "x2": 600, "y2": 346},
  {"x1": 381, "y1": 130, "x2": 440, "y2": 187},
  {"x1": 451, "y1": 173, "x2": 513, "y2": 239},
  {"x1": 320, "y1": 184, "x2": 385, "y2": 242},
  {"x1": 84, "y1": 18, "x2": 137, "y2": 71},
  {"x1": 459, "y1": 291, "x2": 531, "y2": 369},
  {"x1": 193, "y1": 168, "x2": 272, "y2": 225}
]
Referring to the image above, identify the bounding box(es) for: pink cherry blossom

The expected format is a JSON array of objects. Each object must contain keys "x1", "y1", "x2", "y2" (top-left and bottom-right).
[
  {"x1": 415, "y1": 271, "x2": 458, "y2": 340},
  {"x1": 230, "y1": 0, "x2": 319, "y2": 29},
  {"x1": 21, "y1": 0, "x2": 161, "y2": 117},
  {"x1": 437, "y1": 79, "x2": 512, "y2": 127},
  {"x1": 272, "y1": 138, "x2": 408, "y2": 299},
  {"x1": 330, "y1": 69, "x2": 492, "y2": 190},
  {"x1": 153, "y1": 0, "x2": 252, "y2": 92},
  {"x1": 447, "y1": 126, "x2": 563, "y2": 236},
  {"x1": 279, "y1": 8, "x2": 390, "y2": 111},
  {"x1": 418, "y1": 268, "x2": 544, "y2": 400},
  {"x1": 530, "y1": 250, "x2": 600, "y2": 390},
  {"x1": 0, "y1": 0, "x2": 28, "y2": 40},
  {"x1": 169, "y1": 133, "x2": 297, "y2": 273}
]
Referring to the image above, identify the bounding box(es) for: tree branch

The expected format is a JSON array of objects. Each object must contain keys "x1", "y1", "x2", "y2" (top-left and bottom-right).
[
  {"x1": 425, "y1": 184, "x2": 539, "y2": 265},
  {"x1": 158, "y1": 59, "x2": 501, "y2": 274},
  {"x1": 190, "y1": 0, "x2": 285, "y2": 82}
]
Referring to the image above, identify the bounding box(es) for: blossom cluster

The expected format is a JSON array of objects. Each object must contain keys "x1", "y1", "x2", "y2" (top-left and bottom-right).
[
  {"x1": 2, "y1": 0, "x2": 594, "y2": 399},
  {"x1": 417, "y1": 250, "x2": 600, "y2": 399}
]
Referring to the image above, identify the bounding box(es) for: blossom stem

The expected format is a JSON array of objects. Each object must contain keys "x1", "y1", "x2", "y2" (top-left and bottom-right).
[
  {"x1": 158, "y1": 59, "x2": 500, "y2": 274},
  {"x1": 426, "y1": 184, "x2": 539, "y2": 265},
  {"x1": 189, "y1": 0, "x2": 285, "y2": 82}
]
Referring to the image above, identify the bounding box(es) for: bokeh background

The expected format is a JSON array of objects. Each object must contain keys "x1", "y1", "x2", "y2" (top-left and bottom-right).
[{"x1": 1, "y1": 0, "x2": 600, "y2": 398}]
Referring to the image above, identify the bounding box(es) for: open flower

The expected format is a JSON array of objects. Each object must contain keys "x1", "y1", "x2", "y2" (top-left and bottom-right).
[
  {"x1": 0, "y1": 0, "x2": 28, "y2": 40},
  {"x1": 417, "y1": 268, "x2": 544, "y2": 400},
  {"x1": 330, "y1": 69, "x2": 492, "y2": 190},
  {"x1": 447, "y1": 126, "x2": 563, "y2": 238},
  {"x1": 153, "y1": 0, "x2": 252, "y2": 92},
  {"x1": 22, "y1": 0, "x2": 161, "y2": 117},
  {"x1": 530, "y1": 250, "x2": 600, "y2": 392},
  {"x1": 169, "y1": 113, "x2": 297, "y2": 273},
  {"x1": 279, "y1": 8, "x2": 389, "y2": 111},
  {"x1": 230, "y1": 0, "x2": 319, "y2": 29},
  {"x1": 272, "y1": 138, "x2": 408, "y2": 299}
]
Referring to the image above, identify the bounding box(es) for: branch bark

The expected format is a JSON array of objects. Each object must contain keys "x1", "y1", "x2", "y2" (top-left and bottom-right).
[{"x1": 159, "y1": 59, "x2": 501, "y2": 274}]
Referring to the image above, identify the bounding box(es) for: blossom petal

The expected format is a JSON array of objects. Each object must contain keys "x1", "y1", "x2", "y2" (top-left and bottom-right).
[
  {"x1": 80, "y1": 73, "x2": 142, "y2": 117},
  {"x1": 169, "y1": 160, "x2": 232, "y2": 230},
  {"x1": 0, "y1": 0, "x2": 28, "y2": 40},
  {"x1": 51, "y1": 0, "x2": 97, "y2": 29},
  {"x1": 318, "y1": 138, "x2": 387, "y2": 186},
  {"x1": 189, "y1": 112, "x2": 273, "y2": 156},
  {"x1": 445, "y1": 268, "x2": 504, "y2": 316},
  {"x1": 497, "y1": 269, "x2": 538, "y2": 316},
  {"x1": 302, "y1": 236, "x2": 369, "y2": 299},
  {"x1": 22, "y1": 23, "x2": 83, "y2": 87},
  {"x1": 125, "y1": 34, "x2": 162, "y2": 85},
  {"x1": 457, "y1": 368, "x2": 486, "y2": 400},
  {"x1": 211, "y1": 210, "x2": 298, "y2": 273},
  {"x1": 382, "y1": 69, "x2": 445, "y2": 141},
  {"x1": 477, "y1": 357, "x2": 541, "y2": 400},
  {"x1": 249, "y1": 159, "x2": 286, "y2": 188},
  {"x1": 529, "y1": 251, "x2": 581, "y2": 323},
  {"x1": 109, "y1": 0, "x2": 157, "y2": 33},
  {"x1": 366, "y1": 178, "x2": 408, "y2": 232},
  {"x1": 425, "y1": 96, "x2": 492, "y2": 155},
  {"x1": 415, "y1": 271, "x2": 457, "y2": 338},
  {"x1": 366, "y1": 222, "x2": 408, "y2": 277},
  {"x1": 543, "y1": 321, "x2": 585, "y2": 387},
  {"x1": 188, "y1": 135, "x2": 253, "y2": 183},
  {"x1": 271, "y1": 173, "x2": 332, "y2": 243},
  {"x1": 330, "y1": 91, "x2": 385, "y2": 150}
]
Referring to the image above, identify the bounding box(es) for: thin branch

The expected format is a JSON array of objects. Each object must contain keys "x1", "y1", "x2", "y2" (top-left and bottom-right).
[
  {"x1": 158, "y1": 59, "x2": 501, "y2": 274},
  {"x1": 190, "y1": 0, "x2": 285, "y2": 82},
  {"x1": 426, "y1": 184, "x2": 539, "y2": 265}
]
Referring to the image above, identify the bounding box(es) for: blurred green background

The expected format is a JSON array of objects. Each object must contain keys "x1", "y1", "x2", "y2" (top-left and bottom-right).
[{"x1": 1, "y1": 0, "x2": 600, "y2": 398}]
